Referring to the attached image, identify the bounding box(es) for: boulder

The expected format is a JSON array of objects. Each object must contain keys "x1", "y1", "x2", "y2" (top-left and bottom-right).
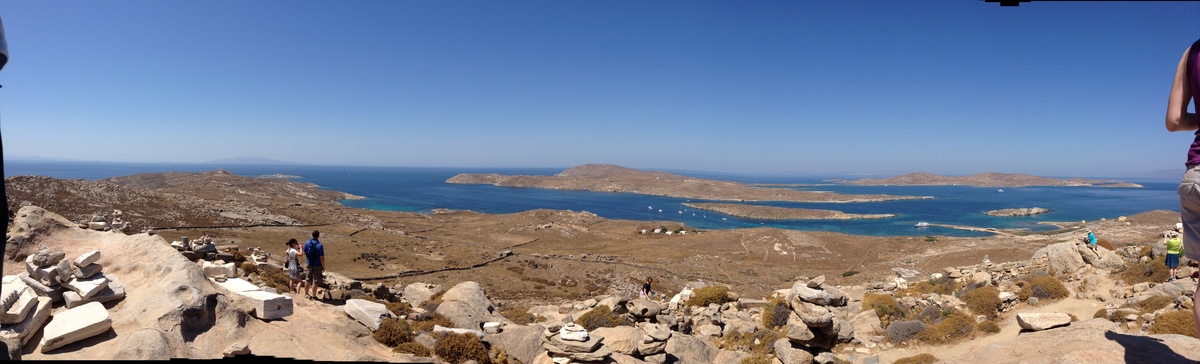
[
  {"x1": 28, "y1": 246, "x2": 65, "y2": 268},
  {"x1": 790, "y1": 281, "x2": 832, "y2": 306},
  {"x1": 344, "y1": 299, "x2": 393, "y2": 331},
  {"x1": 1016, "y1": 312, "x2": 1072, "y2": 331},
  {"x1": 74, "y1": 250, "x2": 101, "y2": 268},
  {"x1": 435, "y1": 281, "x2": 505, "y2": 330},
  {"x1": 0, "y1": 296, "x2": 50, "y2": 346},
  {"x1": 39, "y1": 301, "x2": 112, "y2": 353},
  {"x1": 483, "y1": 323, "x2": 545, "y2": 364},
  {"x1": 774, "y1": 338, "x2": 815, "y2": 364},
  {"x1": 665, "y1": 334, "x2": 717, "y2": 364},
  {"x1": 403, "y1": 282, "x2": 445, "y2": 308},
  {"x1": 793, "y1": 301, "x2": 834, "y2": 328},
  {"x1": 1033, "y1": 242, "x2": 1086, "y2": 275},
  {"x1": 626, "y1": 299, "x2": 661, "y2": 318},
  {"x1": 850, "y1": 309, "x2": 884, "y2": 337},
  {"x1": 592, "y1": 326, "x2": 643, "y2": 355},
  {"x1": 113, "y1": 328, "x2": 173, "y2": 360}
]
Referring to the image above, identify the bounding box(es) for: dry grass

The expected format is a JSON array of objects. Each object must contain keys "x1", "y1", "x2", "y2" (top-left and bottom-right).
[
  {"x1": 916, "y1": 309, "x2": 975, "y2": 345},
  {"x1": 433, "y1": 332, "x2": 491, "y2": 364},
  {"x1": 965, "y1": 286, "x2": 1002, "y2": 319},
  {"x1": 1017, "y1": 276, "x2": 1070, "y2": 301},
  {"x1": 863, "y1": 292, "x2": 908, "y2": 327},
  {"x1": 1120, "y1": 255, "x2": 1172, "y2": 285},
  {"x1": 500, "y1": 305, "x2": 537, "y2": 325},
  {"x1": 373, "y1": 317, "x2": 415, "y2": 347},
  {"x1": 761, "y1": 297, "x2": 789, "y2": 329},
  {"x1": 718, "y1": 327, "x2": 784, "y2": 357},
  {"x1": 686, "y1": 285, "x2": 732, "y2": 307},
  {"x1": 1149, "y1": 310, "x2": 1200, "y2": 338},
  {"x1": 412, "y1": 312, "x2": 454, "y2": 333},
  {"x1": 896, "y1": 276, "x2": 960, "y2": 297},
  {"x1": 894, "y1": 353, "x2": 940, "y2": 364},
  {"x1": 576, "y1": 305, "x2": 626, "y2": 331}
]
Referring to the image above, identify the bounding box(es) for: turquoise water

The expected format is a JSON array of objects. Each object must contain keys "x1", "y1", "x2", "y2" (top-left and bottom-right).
[{"x1": 4, "y1": 161, "x2": 1181, "y2": 237}]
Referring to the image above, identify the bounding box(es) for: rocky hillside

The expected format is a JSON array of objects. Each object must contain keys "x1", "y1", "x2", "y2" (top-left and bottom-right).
[{"x1": 4, "y1": 206, "x2": 1200, "y2": 363}]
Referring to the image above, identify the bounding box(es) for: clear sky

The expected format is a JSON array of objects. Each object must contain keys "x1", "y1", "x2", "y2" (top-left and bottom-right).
[{"x1": 2, "y1": 1, "x2": 1198, "y2": 178}]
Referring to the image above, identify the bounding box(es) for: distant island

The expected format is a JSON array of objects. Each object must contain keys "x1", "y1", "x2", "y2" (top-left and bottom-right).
[
  {"x1": 447, "y1": 164, "x2": 933, "y2": 203},
  {"x1": 832, "y1": 172, "x2": 1143, "y2": 188},
  {"x1": 985, "y1": 207, "x2": 1053, "y2": 217},
  {"x1": 682, "y1": 202, "x2": 896, "y2": 220}
]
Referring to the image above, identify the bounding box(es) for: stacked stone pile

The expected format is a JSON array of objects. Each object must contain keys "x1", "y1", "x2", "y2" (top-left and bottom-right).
[
  {"x1": 1, "y1": 247, "x2": 124, "y2": 353},
  {"x1": 539, "y1": 323, "x2": 612, "y2": 363},
  {"x1": 590, "y1": 322, "x2": 671, "y2": 363},
  {"x1": 775, "y1": 276, "x2": 854, "y2": 363}
]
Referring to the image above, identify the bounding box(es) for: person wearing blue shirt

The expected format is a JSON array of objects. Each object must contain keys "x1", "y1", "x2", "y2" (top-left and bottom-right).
[
  {"x1": 303, "y1": 230, "x2": 326, "y2": 299},
  {"x1": 1086, "y1": 230, "x2": 1099, "y2": 258}
]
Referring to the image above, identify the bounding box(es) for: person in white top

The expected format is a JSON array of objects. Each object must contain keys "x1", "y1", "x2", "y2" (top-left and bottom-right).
[{"x1": 285, "y1": 238, "x2": 305, "y2": 293}]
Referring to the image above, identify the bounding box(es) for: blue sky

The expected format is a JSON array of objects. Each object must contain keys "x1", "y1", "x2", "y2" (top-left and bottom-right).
[{"x1": 2, "y1": 1, "x2": 1198, "y2": 178}]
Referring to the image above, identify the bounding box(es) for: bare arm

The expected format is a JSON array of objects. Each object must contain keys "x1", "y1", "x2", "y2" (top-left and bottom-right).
[{"x1": 1167, "y1": 47, "x2": 1197, "y2": 132}]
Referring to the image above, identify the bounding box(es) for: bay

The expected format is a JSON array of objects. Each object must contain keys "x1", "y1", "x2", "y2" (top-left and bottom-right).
[{"x1": 3, "y1": 161, "x2": 1180, "y2": 237}]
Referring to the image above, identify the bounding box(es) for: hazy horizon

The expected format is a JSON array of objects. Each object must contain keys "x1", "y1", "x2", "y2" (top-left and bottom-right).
[{"x1": 4, "y1": 1, "x2": 1198, "y2": 177}]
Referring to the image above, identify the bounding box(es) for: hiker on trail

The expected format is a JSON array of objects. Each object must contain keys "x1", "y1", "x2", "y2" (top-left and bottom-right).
[
  {"x1": 1166, "y1": 231, "x2": 1184, "y2": 282},
  {"x1": 285, "y1": 238, "x2": 305, "y2": 293},
  {"x1": 640, "y1": 277, "x2": 653, "y2": 299},
  {"x1": 1086, "y1": 230, "x2": 1099, "y2": 256},
  {"x1": 304, "y1": 230, "x2": 326, "y2": 299},
  {"x1": 1164, "y1": 36, "x2": 1200, "y2": 335}
]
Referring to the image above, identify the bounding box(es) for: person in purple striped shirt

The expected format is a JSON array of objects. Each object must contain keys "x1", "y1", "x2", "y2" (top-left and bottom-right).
[{"x1": 1166, "y1": 37, "x2": 1200, "y2": 337}]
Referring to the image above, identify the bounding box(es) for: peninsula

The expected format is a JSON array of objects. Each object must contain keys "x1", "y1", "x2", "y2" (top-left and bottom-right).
[
  {"x1": 447, "y1": 164, "x2": 933, "y2": 203},
  {"x1": 835, "y1": 172, "x2": 1143, "y2": 188},
  {"x1": 682, "y1": 202, "x2": 896, "y2": 220},
  {"x1": 986, "y1": 207, "x2": 1054, "y2": 217}
]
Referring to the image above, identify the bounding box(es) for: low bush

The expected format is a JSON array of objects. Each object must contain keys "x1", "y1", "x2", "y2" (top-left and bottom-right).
[
  {"x1": 1131, "y1": 295, "x2": 1175, "y2": 313},
  {"x1": 1149, "y1": 310, "x2": 1200, "y2": 338},
  {"x1": 863, "y1": 293, "x2": 907, "y2": 327},
  {"x1": 978, "y1": 320, "x2": 1001, "y2": 333},
  {"x1": 433, "y1": 332, "x2": 491, "y2": 364},
  {"x1": 914, "y1": 305, "x2": 944, "y2": 325},
  {"x1": 965, "y1": 286, "x2": 1002, "y2": 319},
  {"x1": 501, "y1": 305, "x2": 537, "y2": 325},
  {"x1": 239, "y1": 262, "x2": 258, "y2": 276},
  {"x1": 761, "y1": 297, "x2": 790, "y2": 329},
  {"x1": 897, "y1": 276, "x2": 960, "y2": 297},
  {"x1": 916, "y1": 309, "x2": 975, "y2": 345},
  {"x1": 894, "y1": 353, "x2": 939, "y2": 364},
  {"x1": 412, "y1": 312, "x2": 454, "y2": 332},
  {"x1": 719, "y1": 327, "x2": 783, "y2": 357},
  {"x1": 394, "y1": 342, "x2": 431, "y2": 356},
  {"x1": 842, "y1": 271, "x2": 859, "y2": 277},
  {"x1": 1018, "y1": 276, "x2": 1069, "y2": 301},
  {"x1": 739, "y1": 354, "x2": 773, "y2": 364},
  {"x1": 1094, "y1": 308, "x2": 1109, "y2": 320},
  {"x1": 384, "y1": 300, "x2": 412, "y2": 317},
  {"x1": 577, "y1": 305, "x2": 625, "y2": 331},
  {"x1": 1121, "y1": 256, "x2": 1171, "y2": 285},
  {"x1": 1097, "y1": 238, "x2": 1114, "y2": 251},
  {"x1": 885, "y1": 320, "x2": 926, "y2": 343},
  {"x1": 257, "y1": 267, "x2": 291, "y2": 293},
  {"x1": 373, "y1": 318, "x2": 414, "y2": 347},
  {"x1": 687, "y1": 286, "x2": 733, "y2": 307}
]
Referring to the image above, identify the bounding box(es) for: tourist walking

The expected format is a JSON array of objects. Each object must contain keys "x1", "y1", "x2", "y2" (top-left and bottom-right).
[
  {"x1": 285, "y1": 238, "x2": 305, "y2": 293},
  {"x1": 303, "y1": 230, "x2": 326, "y2": 299},
  {"x1": 1164, "y1": 36, "x2": 1200, "y2": 336},
  {"x1": 1166, "y1": 231, "x2": 1184, "y2": 282},
  {"x1": 1086, "y1": 230, "x2": 1099, "y2": 257}
]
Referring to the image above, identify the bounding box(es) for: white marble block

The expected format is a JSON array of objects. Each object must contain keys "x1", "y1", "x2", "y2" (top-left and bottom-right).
[
  {"x1": 0, "y1": 296, "x2": 51, "y2": 346},
  {"x1": 61, "y1": 273, "x2": 110, "y2": 299},
  {"x1": 17, "y1": 273, "x2": 65, "y2": 303},
  {"x1": 212, "y1": 277, "x2": 262, "y2": 294},
  {"x1": 39, "y1": 301, "x2": 112, "y2": 353},
  {"x1": 72, "y1": 263, "x2": 103, "y2": 279},
  {"x1": 1, "y1": 288, "x2": 36, "y2": 325},
  {"x1": 344, "y1": 299, "x2": 391, "y2": 330},
  {"x1": 241, "y1": 290, "x2": 293, "y2": 320},
  {"x1": 74, "y1": 251, "x2": 101, "y2": 267},
  {"x1": 202, "y1": 261, "x2": 237, "y2": 278}
]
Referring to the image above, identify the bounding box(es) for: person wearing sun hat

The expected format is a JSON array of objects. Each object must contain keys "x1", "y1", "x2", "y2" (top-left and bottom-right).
[{"x1": 1166, "y1": 231, "x2": 1184, "y2": 282}]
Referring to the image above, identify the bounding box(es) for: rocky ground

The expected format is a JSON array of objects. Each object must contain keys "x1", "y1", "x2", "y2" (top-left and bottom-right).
[{"x1": 3, "y1": 170, "x2": 1198, "y2": 363}]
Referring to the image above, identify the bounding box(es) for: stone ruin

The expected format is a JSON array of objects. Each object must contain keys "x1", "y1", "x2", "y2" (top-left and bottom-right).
[
  {"x1": 1, "y1": 246, "x2": 126, "y2": 355},
  {"x1": 78, "y1": 209, "x2": 127, "y2": 232}
]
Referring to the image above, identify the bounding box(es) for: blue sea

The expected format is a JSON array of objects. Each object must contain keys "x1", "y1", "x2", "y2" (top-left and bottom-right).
[{"x1": 3, "y1": 161, "x2": 1182, "y2": 238}]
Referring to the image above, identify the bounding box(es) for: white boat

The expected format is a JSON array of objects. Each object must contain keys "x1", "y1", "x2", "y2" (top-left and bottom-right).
[
  {"x1": 914, "y1": 222, "x2": 930, "y2": 227},
  {"x1": 998, "y1": 189, "x2": 1004, "y2": 193}
]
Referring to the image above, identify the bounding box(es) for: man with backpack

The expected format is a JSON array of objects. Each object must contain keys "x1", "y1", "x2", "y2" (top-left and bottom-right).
[{"x1": 304, "y1": 230, "x2": 326, "y2": 299}]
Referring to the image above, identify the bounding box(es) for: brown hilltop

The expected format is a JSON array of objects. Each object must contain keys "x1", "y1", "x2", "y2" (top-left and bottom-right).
[
  {"x1": 448, "y1": 164, "x2": 933, "y2": 203},
  {"x1": 841, "y1": 172, "x2": 1143, "y2": 188}
]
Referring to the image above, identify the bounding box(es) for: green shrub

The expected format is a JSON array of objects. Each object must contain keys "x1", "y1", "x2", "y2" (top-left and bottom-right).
[
  {"x1": 897, "y1": 276, "x2": 960, "y2": 297},
  {"x1": 916, "y1": 309, "x2": 975, "y2": 344},
  {"x1": 885, "y1": 320, "x2": 926, "y2": 343},
  {"x1": 577, "y1": 305, "x2": 625, "y2": 331},
  {"x1": 761, "y1": 297, "x2": 789, "y2": 329},
  {"x1": 687, "y1": 286, "x2": 733, "y2": 307},
  {"x1": 978, "y1": 320, "x2": 1001, "y2": 333},
  {"x1": 373, "y1": 318, "x2": 414, "y2": 347},
  {"x1": 433, "y1": 332, "x2": 491, "y2": 364},
  {"x1": 1149, "y1": 310, "x2": 1200, "y2": 338},
  {"x1": 412, "y1": 312, "x2": 454, "y2": 333},
  {"x1": 1018, "y1": 276, "x2": 1069, "y2": 301},
  {"x1": 394, "y1": 342, "x2": 431, "y2": 356},
  {"x1": 894, "y1": 353, "x2": 939, "y2": 364},
  {"x1": 965, "y1": 286, "x2": 1002, "y2": 319}
]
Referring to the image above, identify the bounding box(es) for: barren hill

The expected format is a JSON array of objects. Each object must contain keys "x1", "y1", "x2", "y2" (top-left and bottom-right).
[
  {"x1": 840, "y1": 172, "x2": 1143, "y2": 188},
  {"x1": 448, "y1": 164, "x2": 934, "y2": 203}
]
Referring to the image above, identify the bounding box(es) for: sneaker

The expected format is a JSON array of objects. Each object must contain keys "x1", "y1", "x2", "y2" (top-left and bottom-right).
[{"x1": 1193, "y1": 271, "x2": 1199, "y2": 279}]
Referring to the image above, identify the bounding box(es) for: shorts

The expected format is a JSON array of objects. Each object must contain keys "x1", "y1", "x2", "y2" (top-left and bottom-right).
[
  {"x1": 1178, "y1": 166, "x2": 1200, "y2": 261},
  {"x1": 1167, "y1": 253, "x2": 1181, "y2": 268},
  {"x1": 305, "y1": 264, "x2": 324, "y2": 284},
  {"x1": 288, "y1": 267, "x2": 303, "y2": 281}
]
